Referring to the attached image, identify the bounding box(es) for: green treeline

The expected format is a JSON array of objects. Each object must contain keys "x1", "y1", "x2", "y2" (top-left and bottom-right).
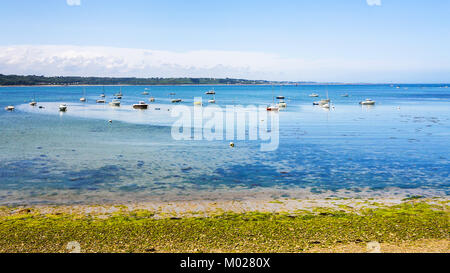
[{"x1": 0, "y1": 74, "x2": 287, "y2": 86}]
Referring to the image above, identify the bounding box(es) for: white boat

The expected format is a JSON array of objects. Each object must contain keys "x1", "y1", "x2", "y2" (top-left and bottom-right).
[
  {"x1": 80, "y1": 88, "x2": 87, "y2": 102},
  {"x1": 309, "y1": 93, "x2": 319, "y2": 97},
  {"x1": 321, "y1": 103, "x2": 330, "y2": 109},
  {"x1": 96, "y1": 99, "x2": 106, "y2": 103},
  {"x1": 208, "y1": 99, "x2": 216, "y2": 103},
  {"x1": 109, "y1": 99, "x2": 121, "y2": 107},
  {"x1": 171, "y1": 99, "x2": 182, "y2": 103},
  {"x1": 133, "y1": 101, "x2": 148, "y2": 109},
  {"x1": 100, "y1": 86, "x2": 106, "y2": 98},
  {"x1": 29, "y1": 101, "x2": 37, "y2": 106},
  {"x1": 205, "y1": 90, "x2": 216, "y2": 95},
  {"x1": 276, "y1": 96, "x2": 285, "y2": 100},
  {"x1": 149, "y1": 97, "x2": 155, "y2": 102},
  {"x1": 5, "y1": 106, "x2": 15, "y2": 111},
  {"x1": 359, "y1": 99, "x2": 376, "y2": 105},
  {"x1": 59, "y1": 104, "x2": 68, "y2": 112},
  {"x1": 267, "y1": 85, "x2": 279, "y2": 111},
  {"x1": 278, "y1": 100, "x2": 287, "y2": 108},
  {"x1": 266, "y1": 105, "x2": 279, "y2": 111},
  {"x1": 114, "y1": 87, "x2": 123, "y2": 98},
  {"x1": 341, "y1": 93, "x2": 349, "y2": 97}
]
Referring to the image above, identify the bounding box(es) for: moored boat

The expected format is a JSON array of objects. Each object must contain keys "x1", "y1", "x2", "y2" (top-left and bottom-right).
[
  {"x1": 359, "y1": 99, "x2": 376, "y2": 105},
  {"x1": 278, "y1": 100, "x2": 287, "y2": 108},
  {"x1": 5, "y1": 106, "x2": 15, "y2": 111},
  {"x1": 59, "y1": 104, "x2": 68, "y2": 112},
  {"x1": 109, "y1": 99, "x2": 121, "y2": 107},
  {"x1": 133, "y1": 101, "x2": 148, "y2": 109},
  {"x1": 267, "y1": 105, "x2": 279, "y2": 111}
]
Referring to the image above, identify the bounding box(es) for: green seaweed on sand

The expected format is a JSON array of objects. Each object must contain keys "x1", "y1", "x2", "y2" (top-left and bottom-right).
[{"x1": 0, "y1": 202, "x2": 448, "y2": 253}]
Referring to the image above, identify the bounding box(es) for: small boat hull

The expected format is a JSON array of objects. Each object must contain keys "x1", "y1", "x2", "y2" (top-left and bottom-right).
[
  {"x1": 59, "y1": 104, "x2": 68, "y2": 112},
  {"x1": 360, "y1": 99, "x2": 376, "y2": 105},
  {"x1": 109, "y1": 102, "x2": 121, "y2": 107},
  {"x1": 133, "y1": 104, "x2": 148, "y2": 109}
]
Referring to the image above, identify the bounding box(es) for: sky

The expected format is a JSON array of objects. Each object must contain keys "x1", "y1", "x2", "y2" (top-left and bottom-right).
[{"x1": 0, "y1": 0, "x2": 449, "y2": 83}]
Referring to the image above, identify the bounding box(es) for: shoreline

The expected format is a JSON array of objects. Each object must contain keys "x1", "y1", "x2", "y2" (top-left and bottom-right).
[
  {"x1": 1, "y1": 83, "x2": 449, "y2": 88},
  {"x1": 1, "y1": 197, "x2": 448, "y2": 253}
]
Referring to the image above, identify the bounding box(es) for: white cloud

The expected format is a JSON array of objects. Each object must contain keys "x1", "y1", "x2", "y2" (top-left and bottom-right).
[
  {"x1": 0, "y1": 45, "x2": 446, "y2": 82},
  {"x1": 366, "y1": 0, "x2": 381, "y2": 6},
  {"x1": 66, "y1": 0, "x2": 81, "y2": 6}
]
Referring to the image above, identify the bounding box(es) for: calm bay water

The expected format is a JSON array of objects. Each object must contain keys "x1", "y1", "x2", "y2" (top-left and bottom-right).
[{"x1": 0, "y1": 84, "x2": 449, "y2": 204}]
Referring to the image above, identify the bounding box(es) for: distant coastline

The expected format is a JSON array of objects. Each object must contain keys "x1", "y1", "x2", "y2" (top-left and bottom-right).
[{"x1": 1, "y1": 74, "x2": 448, "y2": 87}]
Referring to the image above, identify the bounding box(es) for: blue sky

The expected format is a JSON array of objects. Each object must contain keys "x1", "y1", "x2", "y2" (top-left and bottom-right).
[{"x1": 0, "y1": 0, "x2": 449, "y2": 82}]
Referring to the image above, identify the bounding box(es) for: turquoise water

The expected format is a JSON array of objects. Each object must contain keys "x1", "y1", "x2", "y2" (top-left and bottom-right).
[{"x1": 0, "y1": 84, "x2": 449, "y2": 204}]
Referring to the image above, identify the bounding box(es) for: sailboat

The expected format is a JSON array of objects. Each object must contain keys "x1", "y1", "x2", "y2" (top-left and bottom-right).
[
  {"x1": 114, "y1": 87, "x2": 123, "y2": 99},
  {"x1": 276, "y1": 86, "x2": 286, "y2": 108},
  {"x1": 109, "y1": 99, "x2": 121, "y2": 107},
  {"x1": 319, "y1": 90, "x2": 331, "y2": 108},
  {"x1": 80, "y1": 87, "x2": 87, "y2": 102},
  {"x1": 100, "y1": 86, "x2": 106, "y2": 98},
  {"x1": 267, "y1": 85, "x2": 279, "y2": 111},
  {"x1": 142, "y1": 88, "x2": 149, "y2": 95},
  {"x1": 208, "y1": 94, "x2": 216, "y2": 103},
  {"x1": 29, "y1": 93, "x2": 37, "y2": 106}
]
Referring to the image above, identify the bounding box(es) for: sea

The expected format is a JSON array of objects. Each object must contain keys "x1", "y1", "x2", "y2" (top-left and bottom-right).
[{"x1": 0, "y1": 84, "x2": 449, "y2": 205}]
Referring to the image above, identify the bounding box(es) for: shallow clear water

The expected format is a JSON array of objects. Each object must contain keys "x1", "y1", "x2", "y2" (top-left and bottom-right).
[{"x1": 0, "y1": 84, "x2": 449, "y2": 204}]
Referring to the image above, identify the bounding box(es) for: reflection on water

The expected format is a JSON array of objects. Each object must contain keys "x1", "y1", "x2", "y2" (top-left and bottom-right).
[{"x1": 0, "y1": 84, "x2": 449, "y2": 204}]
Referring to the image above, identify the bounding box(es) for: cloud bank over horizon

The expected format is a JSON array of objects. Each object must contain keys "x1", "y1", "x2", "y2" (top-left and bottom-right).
[
  {"x1": 366, "y1": 0, "x2": 382, "y2": 6},
  {"x1": 0, "y1": 45, "x2": 448, "y2": 83},
  {"x1": 66, "y1": 0, "x2": 81, "y2": 6}
]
